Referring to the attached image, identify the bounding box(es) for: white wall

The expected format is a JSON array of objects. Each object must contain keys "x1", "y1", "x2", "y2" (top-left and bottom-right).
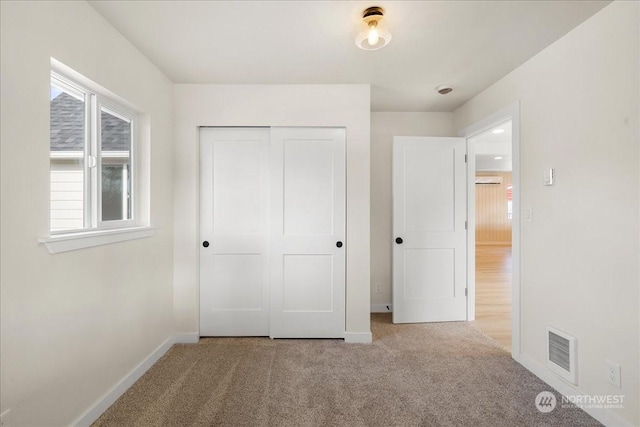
[
  {"x1": 370, "y1": 112, "x2": 454, "y2": 309},
  {"x1": 454, "y1": 2, "x2": 639, "y2": 424},
  {"x1": 173, "y1": 84, "x2": 371, "y2": 338},
  {"x1": 0, "y1": 2, "x2": 175, "y2": 425}
]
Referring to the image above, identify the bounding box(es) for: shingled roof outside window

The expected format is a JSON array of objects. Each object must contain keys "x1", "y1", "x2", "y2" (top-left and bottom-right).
[
  {"x1": 50, "y1": 92, "x2": 131, "y2": 152},
  {"x1": 50, "y1": 92, "x2": 84, "y2": 152},
  {"x1": 101, "y1": 109, "x2": 131, "y2": 152}
]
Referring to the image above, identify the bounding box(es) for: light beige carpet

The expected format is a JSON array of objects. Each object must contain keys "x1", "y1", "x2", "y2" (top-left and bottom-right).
[{"x1": 94, "y1": 314, "x2": 600, "y2": 426}]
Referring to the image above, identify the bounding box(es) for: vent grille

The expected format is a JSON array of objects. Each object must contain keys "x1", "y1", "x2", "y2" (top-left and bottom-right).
[
  {"x1": 546, "y1": 327, "x2": 577, "y2": 384},
  {"x1": 549, "y1": 331, "x2": 571, "y2": 371}
]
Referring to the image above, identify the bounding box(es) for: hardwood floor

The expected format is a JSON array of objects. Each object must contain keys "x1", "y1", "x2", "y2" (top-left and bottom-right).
[{"x1": 472, "y1": 244, "x2": 512, "y2": 352}]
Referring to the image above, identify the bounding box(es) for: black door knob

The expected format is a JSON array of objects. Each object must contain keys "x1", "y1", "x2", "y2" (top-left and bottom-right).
[
  {"x1": 395, "y1": 237, "x2": 403, "y2": 244},
  {"x1": 202, "y1": 241, "x2": 209, "y2": 248},
  {"x1": 336, "y1": 241, "x2": 343, "y2": 248}
]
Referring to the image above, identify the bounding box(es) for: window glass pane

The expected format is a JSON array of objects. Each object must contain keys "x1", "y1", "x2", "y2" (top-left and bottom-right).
[
  {"x1": 101, "y1": 108, "x2": 131, "y2": 221},
  {"x1": 50, "y1": 83, "x2": 85, "y2": 231}
]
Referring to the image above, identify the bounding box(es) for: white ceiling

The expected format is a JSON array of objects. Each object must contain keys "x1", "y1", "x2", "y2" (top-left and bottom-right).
[{"x1": 89, "y1": 0, "x2": 609, "y2": 112}]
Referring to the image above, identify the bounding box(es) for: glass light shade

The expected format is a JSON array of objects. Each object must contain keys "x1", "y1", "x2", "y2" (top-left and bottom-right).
[{"x1": 355, "y1": 26, "x2": 391, "y2": 50}]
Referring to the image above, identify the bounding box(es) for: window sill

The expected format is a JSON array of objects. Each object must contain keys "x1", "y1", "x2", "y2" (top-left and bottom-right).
[{"x1": 39, "y1": 226, "x2": 154, "y2": 254}]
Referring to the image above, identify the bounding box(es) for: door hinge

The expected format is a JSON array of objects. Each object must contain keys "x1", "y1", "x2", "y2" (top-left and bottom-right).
[
  {"x1": 465, "y1": 154, "x2": 468, "y2": 163},
  {"x1": 465, "y1": 220, "x2": 468, "y2": 230},
  {"x1": 465, "y1": 288, "x2": 468, "y2": 297}
]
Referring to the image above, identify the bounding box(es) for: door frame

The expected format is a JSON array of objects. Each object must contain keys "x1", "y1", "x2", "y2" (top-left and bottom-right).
[{"x1": 458, "y1": 101, "x2": 521, "y2": 359}]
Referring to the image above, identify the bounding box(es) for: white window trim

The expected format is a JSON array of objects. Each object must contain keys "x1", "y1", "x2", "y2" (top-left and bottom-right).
[
  {"x1": 48, "y1": 66, "x2": 141, "y2": 239},
  {"x1": 39, "y1": 227, "x2": 154, "y2": 254}
]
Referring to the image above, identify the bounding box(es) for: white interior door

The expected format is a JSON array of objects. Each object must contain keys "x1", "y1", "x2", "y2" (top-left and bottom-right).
[
  {"x1": 269, "y1": 127, "x2": 346, "y2": 338},
  {"x1": 392, "y1": 136, "x2": 467, "y2": 323},
  {"x1": 200, "y1": 128, "x2": 270, "y2": 336}
]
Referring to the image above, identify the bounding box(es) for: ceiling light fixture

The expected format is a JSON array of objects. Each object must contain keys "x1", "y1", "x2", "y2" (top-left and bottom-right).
[
  {"x1": 492, "y1": 129, "x2": 505, "y2": 134},
  {"x1": 436, "y1": 85, "x2": 453, "y2": 95},
  {"x1": 494, "y1": 156, "x2": 504, "y2": 160},
  {"x1": 355, "y1": 6, "x2": 391, "y2": 50}
]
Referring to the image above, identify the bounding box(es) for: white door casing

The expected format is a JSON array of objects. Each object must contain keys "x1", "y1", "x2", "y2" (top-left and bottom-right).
[
  {"x1": 199, "y1": 128, "x2": 270, "y2": 336},
  {"x1": 269, "y1": 127, "x2": 346, "y2": 338},
  {"x1": 392, "y1": 137, "x2": 467, "y2": 323}
]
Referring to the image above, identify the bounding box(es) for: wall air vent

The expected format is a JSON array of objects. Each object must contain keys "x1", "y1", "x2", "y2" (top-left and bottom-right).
[
  {"x1": 475, "y1": 176, "x2": 503, "y2": 184},
  {"x1": 547, "y1": 327, "x2": 577, "y2": 384}
]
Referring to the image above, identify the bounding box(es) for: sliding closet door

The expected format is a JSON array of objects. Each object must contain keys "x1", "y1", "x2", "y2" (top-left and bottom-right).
[
  {"x1": 199, "y1": 128, "x2": 270, "y2": 336},
  {"x1": 269, "y1": 127, "x2": 346, "y2": 338}
]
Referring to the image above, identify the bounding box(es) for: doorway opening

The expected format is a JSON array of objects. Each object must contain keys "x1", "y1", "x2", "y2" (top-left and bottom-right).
[
  {"x1": 469, "y1": 120, "x2": 513, "y2": 352},
  {"x1": 459, "y1": 102, "x2": 521, "y2": 359}
]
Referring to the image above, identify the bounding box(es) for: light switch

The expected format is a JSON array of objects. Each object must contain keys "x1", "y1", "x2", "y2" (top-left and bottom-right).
[
  {"x1": 544, "y1": 168, "x2": 554, "y2": 186},
  {"x1": 524, "y1": 208, "x2": 532, "y2": 222}
]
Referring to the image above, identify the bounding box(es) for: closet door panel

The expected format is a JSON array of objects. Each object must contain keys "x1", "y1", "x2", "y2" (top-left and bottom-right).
[
  {"x1": 199, "y1": 128, "x2": 270, "y2": 336},
  {"x1": 270, "y1": 127, "x2": 346, "y2": 338}
]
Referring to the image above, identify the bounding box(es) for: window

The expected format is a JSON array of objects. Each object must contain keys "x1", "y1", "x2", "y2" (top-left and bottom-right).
[{"x1": 50, "y1": 72, "x2": 136, "y2": 233}]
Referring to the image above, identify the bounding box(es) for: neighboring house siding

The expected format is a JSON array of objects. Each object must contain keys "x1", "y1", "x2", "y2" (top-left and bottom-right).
[{"x1": 50, "y1": 162, "x2": 83, "y2": 231}]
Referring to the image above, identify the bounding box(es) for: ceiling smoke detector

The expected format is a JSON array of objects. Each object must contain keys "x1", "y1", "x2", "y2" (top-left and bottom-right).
[
  {"x1": 437, "y1": 85, "x2": 453, "y2": 95},
  {"x1": 355, "y1": 6, "x2": 392, "y2": 50}
]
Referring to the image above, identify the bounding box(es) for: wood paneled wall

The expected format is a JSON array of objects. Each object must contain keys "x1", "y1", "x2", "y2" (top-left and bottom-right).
[{"x1": 475, "y1": 172, "x2": 512, "y2": 245}]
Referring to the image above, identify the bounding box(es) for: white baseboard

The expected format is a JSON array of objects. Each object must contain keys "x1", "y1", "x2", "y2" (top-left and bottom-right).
[
  {"x1": 73, "y1": 332, "x2": 199, "y2": 427},
  {"x1": 175, "y1": 332, "x2": 200, "y2": 344},
  {"x1": 371, "y1": 303, "x2": 392, "y2": 313},
  {"x1": 344, "y1": 331, "x2": 372, "y2": 344},
  {"x1": 517, "y1": 353, "x2": 634, "y2": 427}
]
